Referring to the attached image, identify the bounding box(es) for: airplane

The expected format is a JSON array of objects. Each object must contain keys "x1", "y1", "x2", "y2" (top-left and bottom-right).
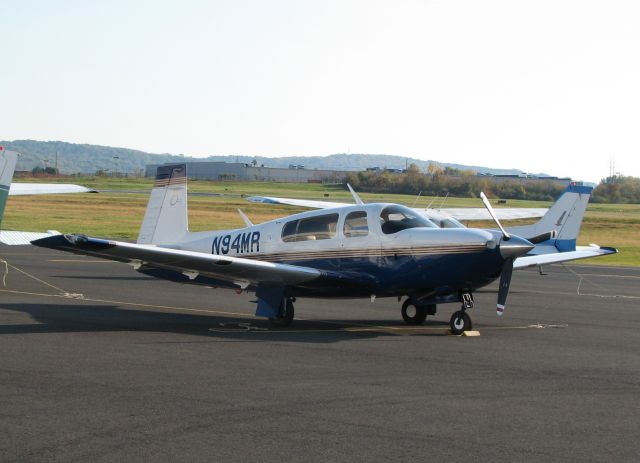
[
  {"x1": 0, "y1": 147, "x2": 96, "y2": 244},
  {"x1": 31, "y1": 163, "x2": 617, "y2": 334}
]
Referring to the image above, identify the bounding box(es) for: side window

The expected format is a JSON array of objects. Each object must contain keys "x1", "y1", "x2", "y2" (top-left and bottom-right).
[
  {"x1": 281, "y1": 214, "x2": 339, "y2": 242},
  {"x1": 343, "y1": 211, "x2": 369, "y2": 238},
  {"x1": 281, "y1": 220, "x2": 298, "y2": 242}
]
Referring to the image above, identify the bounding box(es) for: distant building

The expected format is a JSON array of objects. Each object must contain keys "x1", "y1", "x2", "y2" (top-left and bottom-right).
[
  {"x1": 145, "y1": 161, "x2": 347, "y2": 183},
  {"x1": 476, "y1": 173, "x2": 573, "y2": 187}
]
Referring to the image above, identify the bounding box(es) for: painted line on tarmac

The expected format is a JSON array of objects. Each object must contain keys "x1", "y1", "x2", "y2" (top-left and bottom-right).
[
  {"x1": 0, "y1": 288, "x2": 253, "y2": 319},
  {"x1": 518, "y1": 288, "x2": 640, "y2": 299},
  {"x1": 568, "y1": 273, "x2": 640, "y2": 280},
  {"x1": 47, "y1": 259, "x2": 118, "y2": 263}
]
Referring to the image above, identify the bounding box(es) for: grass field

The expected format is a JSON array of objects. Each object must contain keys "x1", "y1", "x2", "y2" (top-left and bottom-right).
[{"x1": 4, "y1": 177, "x2": 638, "y2": 266}]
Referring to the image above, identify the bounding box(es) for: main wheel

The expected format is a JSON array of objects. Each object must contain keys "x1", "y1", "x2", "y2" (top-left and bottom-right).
[
  {"x1": 449, "y1": 310, "x2": 472, "y2": 335},
  {"x1": 401, "y1": 299, "x2": 427, "y2": 325},
  {"x1": 269, "y1": 298, "x2": 294, "y2": 327}
]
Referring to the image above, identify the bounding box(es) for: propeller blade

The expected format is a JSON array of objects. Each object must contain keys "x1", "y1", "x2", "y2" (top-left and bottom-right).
[
  {"x1": 480, "y1": 192, "x2": 511, "y2": 240},
  {"x1": 497, "y1": 258, "x2": 514, "y2": 316}
]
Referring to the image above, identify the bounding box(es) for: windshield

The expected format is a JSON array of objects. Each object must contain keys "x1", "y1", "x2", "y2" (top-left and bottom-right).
[{"x1": 379, "y1": 205, "x2": 438, "y2": 234}]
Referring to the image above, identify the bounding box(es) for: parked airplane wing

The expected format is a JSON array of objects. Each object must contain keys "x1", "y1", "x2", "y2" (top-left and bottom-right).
[
  {"x1": 514, "y1": 245, "x2": 618, "y2": 269},
  {"x1": 439, "y1": 208, "x2": 548, "y2": 220},
  {"x1": 9, "y1": 183, "x2": 96, "y2": 195},
  {"x1": 247, "y1": 195, "x2": 548, "y2": 220},
  {"x1": 0, "y1": 230, "x2": 60, "y2": 245},
  {"x1": 247, "y1": 195, "x2": 350, "y2": 209},
  {"x1": 31, "y1": 234, "x2": 370, "y2": 289}
]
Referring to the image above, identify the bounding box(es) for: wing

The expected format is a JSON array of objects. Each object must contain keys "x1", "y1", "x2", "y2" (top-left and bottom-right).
[
  {"x1": 9, "y1": 183, "x2": 96, "y2": 195},
  {"x1": 247, "y1": 195, "x2": 350, "y2": 209},
  {"x1": 437, "y1": 208, "x2": 548, "y2": 221},
  {"x1": 30, "y1": 234, "x2": 371, "y2": 290},
  {"x1": 514, "y1": 245, "x2": 618, "y2": 269},
  {"x1": 0, "y1": 230, "x2": 61, "y2": 245},
  {"x1": 247, "y1": 196, "x2": 548, "y2": 220}
]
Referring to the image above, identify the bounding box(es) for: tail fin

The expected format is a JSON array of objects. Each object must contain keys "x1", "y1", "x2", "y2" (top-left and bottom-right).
[
  {"x1": 0, "y1": 148, "x2": 19, "y2": 229},
  {"x1": 507, "y1": 184, "x2": 593, "y2": 252},
  {"x1": 137, "y1": 163, "x2": 188, "y2": 245}
]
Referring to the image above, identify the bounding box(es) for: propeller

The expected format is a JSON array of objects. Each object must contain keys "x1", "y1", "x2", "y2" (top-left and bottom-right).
[
  {"x1": 480, "y1": 192, "x2": 510, "y2": 240},
  {"x1": 480, "y1": 192, "x2": 534, "y2": 316},
  {"x1": 496, "y1": 258, "x2": 514, "y2": 316}
]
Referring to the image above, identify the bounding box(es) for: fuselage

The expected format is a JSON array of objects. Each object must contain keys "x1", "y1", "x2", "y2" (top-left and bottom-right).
[{"x1": 160, "y1": 203, "x2": 506, "y2": 300}]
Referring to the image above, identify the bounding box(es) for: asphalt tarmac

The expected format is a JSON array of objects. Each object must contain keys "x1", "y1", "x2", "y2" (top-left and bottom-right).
[{"x1": 1, "y1": 245, "x2": 639, "y2": 462}]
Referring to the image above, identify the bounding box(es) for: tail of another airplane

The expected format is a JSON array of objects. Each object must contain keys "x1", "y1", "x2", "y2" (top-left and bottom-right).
[
  {"x1": 0, "y1": 147, "x2": 19, "y2": 228},
  {"x1": 506, "y1": 184, "x2": 593, "y2": 252},
  {"x1": 137, "y1": 163, "x2": 189, "y2": 245}
]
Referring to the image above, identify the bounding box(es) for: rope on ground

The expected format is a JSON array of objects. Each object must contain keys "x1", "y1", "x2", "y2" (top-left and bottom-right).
[
  {"x1": 0, "y1": 259, "x2": 8, "y2": 287},
  {"x1": 563, "y1": 264, "x2": 640, "y2": 300},
  {"x1": 3, "y1": 260, "x2": 84, "y2": 299}
]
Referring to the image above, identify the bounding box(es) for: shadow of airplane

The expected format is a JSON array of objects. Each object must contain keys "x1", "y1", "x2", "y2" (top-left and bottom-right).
[{"x1": 0, "y1": 302, "x2": 453, "y2": 343}]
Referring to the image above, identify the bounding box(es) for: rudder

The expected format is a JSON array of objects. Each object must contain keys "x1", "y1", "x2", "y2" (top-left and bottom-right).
[
  {"x1": 507, "y1": 184, "x2": 593, "y2": 252},
  {"x1": 137, "y1": 164, "x2": 189, "y2": 245}
]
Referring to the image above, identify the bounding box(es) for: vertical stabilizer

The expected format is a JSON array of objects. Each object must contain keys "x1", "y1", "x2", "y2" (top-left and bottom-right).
[
  {"x1": 137, "y1": 164, "x2": 188, "y2": 245},
  {"x1": 507, "y1": 184, "x2": 593, "y2": 252},
  {"x1": 0, "y1": 148, "x2": 19, "y2": 228}
]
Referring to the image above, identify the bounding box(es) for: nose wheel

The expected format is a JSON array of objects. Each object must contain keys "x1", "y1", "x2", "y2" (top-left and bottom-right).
[{"x1": 449, "y1": 293, "x2": 473, "y2": 335}]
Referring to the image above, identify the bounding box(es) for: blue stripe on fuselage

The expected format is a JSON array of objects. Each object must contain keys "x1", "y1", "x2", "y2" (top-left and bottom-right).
[{"x1": 277, "y1": 248, "x2": 504, "y2": 298}]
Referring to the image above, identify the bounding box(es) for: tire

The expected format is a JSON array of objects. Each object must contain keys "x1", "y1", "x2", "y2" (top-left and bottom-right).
[
  {"x1": 449, "y1": 310, "x2": 472, "y2": 335},
  {"x1": 401, "y1": 299, "x2": 427, "y2": 325},
  {"x1": 269, "y1": 299, "x2": 294, "y2": 327}
]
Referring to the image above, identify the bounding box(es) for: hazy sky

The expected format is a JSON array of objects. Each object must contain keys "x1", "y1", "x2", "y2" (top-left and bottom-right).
[{"x1": 2, "y1": 0, "x2": 639, "y2": 183}]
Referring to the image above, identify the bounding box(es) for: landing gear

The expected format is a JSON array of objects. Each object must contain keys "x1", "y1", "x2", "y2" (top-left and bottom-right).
[
  {"x1": 269, "y1": 297, "x2": 295, "y2": 327},
  {"x1": 449, "y1": 311, "x2": 472, "y2": 335},
  {"x1": 401, "y1": 299, "x2": 427, "y2": 325},
  {"x1": 449, "y1": 293, "x2": 474, "y2": 335},
  {"x1": 401, "y1": 299, "x2": 436, "y2": 325}
]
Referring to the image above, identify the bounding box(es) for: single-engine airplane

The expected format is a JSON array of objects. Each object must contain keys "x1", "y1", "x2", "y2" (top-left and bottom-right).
[{"x1": 32, "y1": 163, "x2": 616, "y2": 334}]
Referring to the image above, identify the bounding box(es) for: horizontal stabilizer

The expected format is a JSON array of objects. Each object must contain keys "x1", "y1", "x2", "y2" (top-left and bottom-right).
[{"x1": 514, "y1": 245, "x2": 617, "y2": 269}]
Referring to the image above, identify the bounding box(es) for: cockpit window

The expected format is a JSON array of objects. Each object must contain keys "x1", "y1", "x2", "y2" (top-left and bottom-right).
[
  {"x1": 282, "y1": 213, "x2": 339, "y2": 242},
  {"x1": 379, "y1": 205, "x2": 437, "y2": 234},
  {"x1": 440, "y1": 218, "x2": 465, "y2": 229},
  {"x1": 343, "y1": 211, "x2": 369, "y2": 238}
]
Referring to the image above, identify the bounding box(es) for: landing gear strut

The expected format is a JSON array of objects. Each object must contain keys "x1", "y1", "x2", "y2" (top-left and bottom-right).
[
  {"x1": 449, "y1": 293, "x2": 473, "y2": 335},
  {"x1": 269, "y1": 297, "x2": 295, "y2": 327}
]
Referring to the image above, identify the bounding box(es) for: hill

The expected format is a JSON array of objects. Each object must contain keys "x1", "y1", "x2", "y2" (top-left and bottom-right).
[{"x1": 1, "y1": 139, "x2": 528, "y2": 176}]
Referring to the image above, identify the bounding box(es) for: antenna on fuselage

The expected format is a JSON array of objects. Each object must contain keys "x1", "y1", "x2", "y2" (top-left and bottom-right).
[
  {"x1": 347, "y1": 184, "x2": 364, "y2": 205},
  {"x1": 425, "y1": 194, "x2": 438, "y2": 210},
  {"x1": 237, "y1": 209, "x2": 254, "y2": 227},
  {"x1": 437, "y1": 192, "x2": 449, "y2": 210},
  {"x1": 411, "y1": 191, "x2": 423, "y2": 207}
]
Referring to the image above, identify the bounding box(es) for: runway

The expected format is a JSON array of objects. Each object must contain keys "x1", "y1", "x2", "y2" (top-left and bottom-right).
[{"x1": 1, "y1": 245, "x2": 639, "y2": 462}]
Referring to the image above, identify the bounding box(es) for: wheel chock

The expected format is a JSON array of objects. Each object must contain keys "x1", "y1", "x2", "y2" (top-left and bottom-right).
[
  {"x1": 462, "y1": 330, "x2": 480, "y2": 336},
  {"x1": 447, "y1": 330, "x2": 481, "y2": 336}
]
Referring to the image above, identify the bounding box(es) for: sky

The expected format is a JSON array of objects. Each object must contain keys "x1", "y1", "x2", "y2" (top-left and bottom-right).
[{"x1": 2, "y1": 0, "x2": 639, "y2": 183}]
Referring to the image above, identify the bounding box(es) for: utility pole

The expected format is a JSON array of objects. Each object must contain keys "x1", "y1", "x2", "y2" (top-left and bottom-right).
[
  {"x1": 113, "y1": 155, "x2": 120, "y2": 177},
  {"x1": 55, "y1": 151, "x2": 59, "y2": 176}
]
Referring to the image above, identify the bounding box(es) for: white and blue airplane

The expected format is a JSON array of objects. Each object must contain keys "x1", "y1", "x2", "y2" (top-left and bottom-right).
[{"x1": 32, "y1": 163, "x2": 616, "y2": 334}]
